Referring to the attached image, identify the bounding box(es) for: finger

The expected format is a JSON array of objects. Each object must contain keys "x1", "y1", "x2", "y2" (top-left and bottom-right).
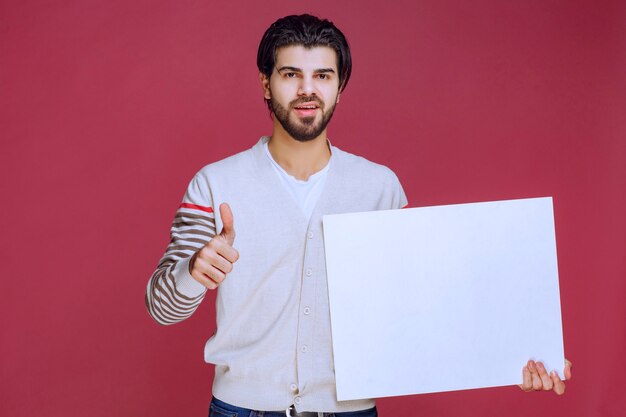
[
  {"x1": 551, "y1": 371, "x2": 566, "y2": 395},
  {"x1": 219, "y1": 203, "x2": 236, "y2": 245},
  {"x1": 198, "y1": 238, "x2": 238, "y2": 265},
  {"x1": 564, "y1": 359, "x2": 572, "y2": 380},
  {"x1": 196, "y1": 240, "x2": 234, "y2": 273},
  {"x1": 528, "y1": 360, "x2": 543, "y2": 391},
  {"x1": 189, "y1": 264, "x2": 219, "y2": 290},
  {"x1": 202, "y1": 264, "x2": 226, "y2": 284},
  {"x1": 536, "y1": 362, "x2": 553, "y2": 391},
  {"x1": 520, "y1": 366, "x2": 533, "y2": 391},
  {"x1": 194, "y1": 257, "x2": 227, "y2": 284},
  {"x1": 212, "y1": 238, "x2": 240, "y2": 264},
  {"x1": 211, "y1": 253, "x2": 234, "y2": 275},
  {"x1": 199, "y1": 275, "x2": 218, "y2": 290}
]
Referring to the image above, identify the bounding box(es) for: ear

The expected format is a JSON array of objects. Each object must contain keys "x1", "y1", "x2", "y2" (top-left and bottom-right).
[
  {"x1": 336, "y1": 93, "x2": 340, "y2": 104},
  {"x1": 259, "y1": 72, "x2": 271, "y2": 99}
]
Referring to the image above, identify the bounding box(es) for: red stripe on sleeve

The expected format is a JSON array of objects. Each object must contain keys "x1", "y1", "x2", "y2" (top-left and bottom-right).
[{"x1": 179, "y1": 203, "x2": 214, "y2": 213}]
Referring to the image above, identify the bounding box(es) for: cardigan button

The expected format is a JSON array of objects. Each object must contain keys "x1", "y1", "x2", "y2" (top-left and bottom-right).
[
  {"x1": 308, "y1": 231, "x2": 314, "y2": 239},
  {"x1": 303, "y1": 307, "x2": 311, "y2": 315},
  {"x1": 290, "y1": 383, "x2": 298, "y2": 392},
  {"x1": 305, "y1": 268, "x2": 312, "y2": 277}
]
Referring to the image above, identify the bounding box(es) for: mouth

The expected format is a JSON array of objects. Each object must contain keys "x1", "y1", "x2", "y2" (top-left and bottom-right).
[{"x1": 293, "y1": 102, "x2": 320, "y2": 117}]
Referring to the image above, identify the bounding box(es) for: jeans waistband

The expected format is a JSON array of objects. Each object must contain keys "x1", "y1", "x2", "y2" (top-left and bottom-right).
[{"x1": 210, "y1": 397, "x2": 377, "y2": 417}]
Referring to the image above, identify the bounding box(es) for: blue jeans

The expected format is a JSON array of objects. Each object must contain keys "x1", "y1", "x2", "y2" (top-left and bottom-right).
[{"x1": 209, "y1": 397, "x2": 377, "y2": 417}]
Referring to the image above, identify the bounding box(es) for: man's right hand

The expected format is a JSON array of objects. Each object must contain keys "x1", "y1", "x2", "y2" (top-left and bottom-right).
[{"x1": 189, "y1": 202, "x2": 239, "y2": 290}]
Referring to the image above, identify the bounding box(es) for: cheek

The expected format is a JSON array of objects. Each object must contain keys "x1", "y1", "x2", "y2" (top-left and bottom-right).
[
  {"x1": 269, "y1": 80, "x2": 295, "y2": 99},
  {"x1": 320, "y1": 81, "x2": 340, "y2": 101},
  {"x1": 322, "y1": 89, "x2": 339, "y2": 105},
  {"x1": 271, "y1": 89, "x2": 288, "y2": 102}
]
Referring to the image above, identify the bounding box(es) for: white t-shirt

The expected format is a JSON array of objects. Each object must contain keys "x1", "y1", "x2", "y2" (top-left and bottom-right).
[{"x1": 264, "y1": 141, "x2": 331, "y2": 221}]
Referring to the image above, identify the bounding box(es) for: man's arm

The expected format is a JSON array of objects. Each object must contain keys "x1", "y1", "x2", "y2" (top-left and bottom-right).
[
  {"x1": 145, "y1": 173, "x2": 225, "y2": 325},
  {"x1": 145, "y1": 199, "x2": 215, "y2": 325}
]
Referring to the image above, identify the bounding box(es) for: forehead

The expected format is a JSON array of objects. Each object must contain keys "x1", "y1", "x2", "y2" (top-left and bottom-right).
[{"x1": 274, "y1": 45, "x2": 338, "y2": 71}]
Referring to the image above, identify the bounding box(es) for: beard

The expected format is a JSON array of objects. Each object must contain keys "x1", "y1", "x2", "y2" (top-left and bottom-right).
[{"x1": 270, "y1": 96, "x2": 337, "y2": 142}]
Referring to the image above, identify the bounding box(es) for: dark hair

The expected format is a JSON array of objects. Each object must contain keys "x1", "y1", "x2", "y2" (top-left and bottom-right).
[{"x1": 257, "y1": 14, "x2": 352, "y2": 109}]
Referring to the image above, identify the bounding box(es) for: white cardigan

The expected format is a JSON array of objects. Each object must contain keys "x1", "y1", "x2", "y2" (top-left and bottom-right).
[{"x1": 146, "y1": 137, "x2": 407, "y2": 412}]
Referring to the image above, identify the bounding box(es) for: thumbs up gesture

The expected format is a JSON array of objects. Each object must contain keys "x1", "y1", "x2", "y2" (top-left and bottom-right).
[{"x1": 189, "y1": 203, "x2": 240, "y2": 290}]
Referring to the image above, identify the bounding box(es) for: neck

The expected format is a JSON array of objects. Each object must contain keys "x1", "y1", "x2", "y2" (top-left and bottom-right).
[{"x1": 268, "y1": 128, "x2": 331, "y2": 181}]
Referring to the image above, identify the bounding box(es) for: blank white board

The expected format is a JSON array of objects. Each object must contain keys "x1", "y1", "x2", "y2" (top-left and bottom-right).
[{"x1": 323, "y1": 197, "x2": 564, "y2": 401}]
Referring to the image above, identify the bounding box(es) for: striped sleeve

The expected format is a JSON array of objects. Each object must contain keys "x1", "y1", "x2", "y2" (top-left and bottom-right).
[{"x1": 145, "y1": 176, "x2": 216, "y2": 325}]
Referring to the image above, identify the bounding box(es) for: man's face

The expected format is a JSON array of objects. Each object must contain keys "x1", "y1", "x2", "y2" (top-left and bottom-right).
[{"x1": 262, "y1": 45, "x2": 341, "y2": 142}]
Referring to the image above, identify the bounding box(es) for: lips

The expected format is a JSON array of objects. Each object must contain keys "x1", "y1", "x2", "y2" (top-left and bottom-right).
[
  {"x1": 293, "y1": 102, "x2": 320, "y2": 110},
  {"x1": 293, "y1": 100, "x2": 321, "y2": 117}
]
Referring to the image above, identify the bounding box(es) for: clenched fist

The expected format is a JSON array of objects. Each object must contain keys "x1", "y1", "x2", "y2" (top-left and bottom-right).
[{"x1": 189, "y1": 203, "x2": 239, "y2": 290}]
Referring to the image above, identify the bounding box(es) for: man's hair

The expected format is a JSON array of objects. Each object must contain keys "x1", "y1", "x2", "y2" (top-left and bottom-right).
[{"x1": 257, "y1": 14, "x2": 352, "y2": 110}]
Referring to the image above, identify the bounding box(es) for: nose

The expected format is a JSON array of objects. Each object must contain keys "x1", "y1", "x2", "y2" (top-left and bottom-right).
[{"x1": 298, "y1": 76, "x2": 315, "y2": 96}]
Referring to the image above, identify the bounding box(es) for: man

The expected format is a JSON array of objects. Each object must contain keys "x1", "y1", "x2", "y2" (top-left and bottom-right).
[{"x1": 146, "y1": 14, "x2": 571, "y2": 417}]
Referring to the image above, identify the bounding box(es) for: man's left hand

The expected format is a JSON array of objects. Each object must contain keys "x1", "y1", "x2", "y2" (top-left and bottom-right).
[{"x1": 519, "y1": 359, "x2": 572, "y2": 395}]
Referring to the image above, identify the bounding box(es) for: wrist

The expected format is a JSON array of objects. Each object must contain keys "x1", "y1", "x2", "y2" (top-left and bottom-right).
[{"x1": 188, "y1": 251, "x2": 199, "y2": 275}]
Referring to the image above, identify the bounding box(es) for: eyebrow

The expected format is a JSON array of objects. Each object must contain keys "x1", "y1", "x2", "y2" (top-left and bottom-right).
[
  {"x1": 276, "y1": 66, "x2": 336, "y2": 74},
  {"x1": 315, "y1": 68, "x2": 336, "y2": 74}
]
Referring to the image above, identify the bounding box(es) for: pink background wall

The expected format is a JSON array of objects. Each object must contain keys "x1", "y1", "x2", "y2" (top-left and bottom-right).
[{"x1": 2, "y1": 1, "x2": 625, "y2": 416}]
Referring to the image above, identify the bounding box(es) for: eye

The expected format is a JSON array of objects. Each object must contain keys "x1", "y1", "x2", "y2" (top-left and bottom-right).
[
  {"x1": 285, "y1": 72, "x2": 297, "y2": 78},
  {"x1": 317, "y1": 74, "x2": 328, "y2": 80}
]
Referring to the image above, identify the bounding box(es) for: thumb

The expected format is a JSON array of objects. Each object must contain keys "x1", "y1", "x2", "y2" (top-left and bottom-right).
[
  {"x1": 219, "y1": 202, "x2": 235, "y2": 245},
  {"x1": 564, "y1": 358, "x2": 572, "y2": 380}
]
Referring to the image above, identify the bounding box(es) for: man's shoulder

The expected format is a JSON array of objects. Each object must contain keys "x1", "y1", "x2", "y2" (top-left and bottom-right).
[
  {"x1": 332, "y1": 145, "x2": 407, "y2": 209},
  {"x1": 333, "y1": 145, "x2": 399, "y2": 181},
  {"x1": 193, "y1": 139, "x2": 263, "y2": 180}
]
